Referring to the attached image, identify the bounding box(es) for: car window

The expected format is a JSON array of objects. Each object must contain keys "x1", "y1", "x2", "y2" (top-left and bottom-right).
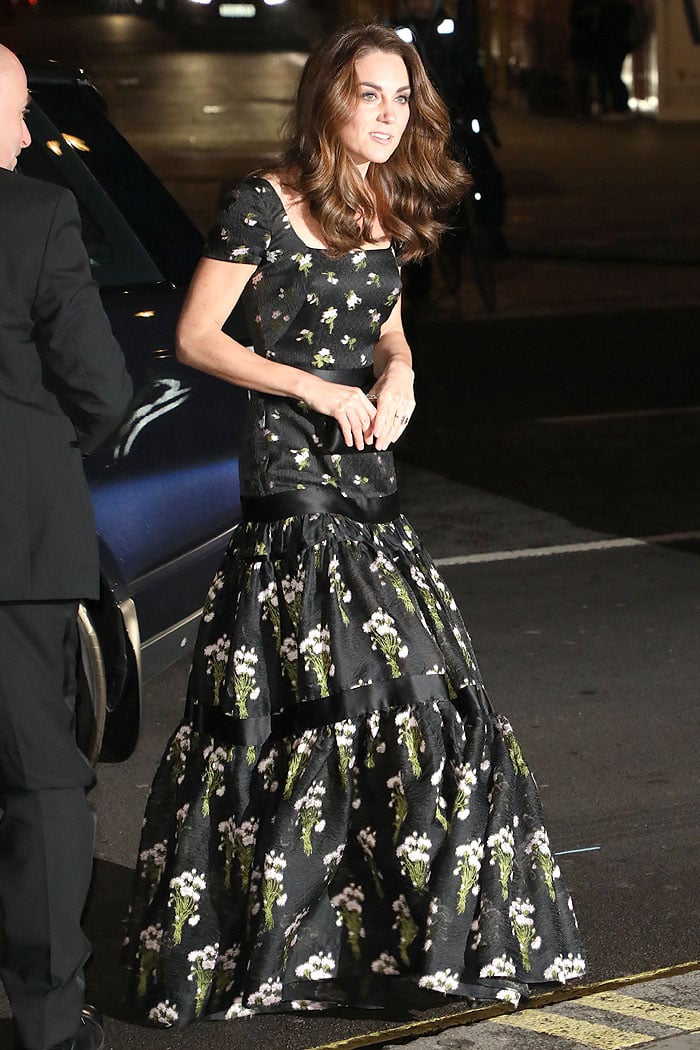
[
  {"x1": 20, "y1": 100, "x2": 165, "y2": 289},
  {"x1": 24, "y1": 79, "x2": 203, "y2": 289}
]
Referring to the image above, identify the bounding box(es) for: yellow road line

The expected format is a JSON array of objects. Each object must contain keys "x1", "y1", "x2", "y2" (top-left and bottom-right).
[
  {"x1": 307, "y1": 960, "x2": 700, "y2": 1050},
  {"x1": 583, "y1": 990, "x2": 700, "y2": 1031},
  {"x1": 492, "y1": 1011, "x2": 654, "y2": 1049}
]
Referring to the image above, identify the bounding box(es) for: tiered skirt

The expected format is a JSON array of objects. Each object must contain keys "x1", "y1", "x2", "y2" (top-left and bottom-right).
[{"x1": 125, "y1": 513, "x2": 585, "y2": 1027}]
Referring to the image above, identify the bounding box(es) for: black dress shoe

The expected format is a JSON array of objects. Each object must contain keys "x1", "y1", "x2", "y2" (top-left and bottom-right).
[
  {"x1": 57, "y1": 1005, "x2": 104, "y2": 1050},
  {"x1": 19, "y1": 1005, "x2": 106, "y2": 1050},
  {"x1": 70, "y1": 1005, "x2": 104, "y2": 1050}
]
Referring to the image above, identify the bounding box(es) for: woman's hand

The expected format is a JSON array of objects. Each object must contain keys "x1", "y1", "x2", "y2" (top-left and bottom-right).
[
  {"x1": 301, "y1": 379, "x2": 377, "y2": 450},
  {"x1": 366, "y1": 298, "x2": 415, "y2": 451},
  {"x1": 366, "y1": 359, "x2": 415, "y2": 451}
]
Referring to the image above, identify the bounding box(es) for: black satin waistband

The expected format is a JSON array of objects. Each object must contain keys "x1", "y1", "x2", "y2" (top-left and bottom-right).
[
  {"x1": 296, "y1": 364, "x2": 374, "y2": 388},
  {"x1": 191, "y1": 676, "x2": 493, "y2": 747},
  {"x1": 261, "y1": 364, "x2": 378, "y2": 455},
  {"x1": 241, "y1": 487, "x2": 400, "y2": 523}
]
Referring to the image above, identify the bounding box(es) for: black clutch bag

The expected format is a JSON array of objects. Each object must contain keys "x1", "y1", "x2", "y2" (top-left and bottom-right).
[
  {"x1": 303, "y1": 364, "x2": 378, "y2": 454},
  {"x1": 315, "y1": 416, "x2": 378, "y2": 454}
]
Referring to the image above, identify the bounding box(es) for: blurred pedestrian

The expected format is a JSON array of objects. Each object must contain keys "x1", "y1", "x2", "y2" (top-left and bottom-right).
[
  {"x1": 569, "y1": 0, "x2": 600, "y2": 118},
  {"x1": 0, "y1": 43, "x2": 132, "y2": 1050},
  {"x1": 596, "y1": 0, "x2": 634, "y2": 116},
  {"x1": 125, "y1": 22, "x2": 585, "y2": 1028},
  {"x1": 390, "y1": 0, "x2": 507, "y2": 303}
]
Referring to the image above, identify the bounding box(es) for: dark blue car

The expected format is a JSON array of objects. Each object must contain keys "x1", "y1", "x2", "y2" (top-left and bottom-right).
[
  {"x1": 20, "y1": 60, "x2": 249, "y2": 762},
  {"x1": 140, "y1": 0, "x2": 335, "y2": 48}
]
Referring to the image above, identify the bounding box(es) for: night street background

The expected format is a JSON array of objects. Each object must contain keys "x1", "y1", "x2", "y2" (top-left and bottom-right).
[{"x1": 0, "y1": 4, "x2": 698, "y2": 1049}]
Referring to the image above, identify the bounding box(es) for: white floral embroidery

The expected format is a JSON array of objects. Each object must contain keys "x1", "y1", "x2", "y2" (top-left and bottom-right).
[
  {"x1": 362, "y1": 609, "x2": 408, "y2": 678},
  {"x1": 294, "y1": 779, "x2": 327, "y2": 855},
  {"x1": 187, "y1": 944, "x2": 219, "y2": 1015},
  {"x1": 202, "y1": 571, "x2": 224, "y2": 622},
  {"x1": 248, "y1": 977, "x2": 283, "y2": 1007},
  {"x1": 454, "y1": 839, "x2": 484, "y2": 912},
  {"x1": 509, "y1": 897, "x2": 540, "y2": 971},
  {"x1": 291, "y1": 447, "x2": 310, "y2": 470},
  {"x1": 321, "y1": 306, "x2": 338, "y2": 332},
  {"x1": 148, "y1": 999, "x2": 179, "y2": 1025},
  {"x1": 311, "y1": 347, "x2": 335, "y2": 368},
  {"x1": 396, "y1": 830, "x2": 432, "y2": 890},
  {"x1": 497, "y1": 988, "x2": 521, "y2": 1007},
  {"x1": 487, "y1": 825, "x2": 515, "y2": 899},
  {"x1": 544, "y1": 953, "x2": 586, "y2": 982},
  {"x1": 371, "y1": 952, "x2": 400, "y2": 974},
  {"x1": 418, "y1": 970, "x2": 459, "y2": 993},
  {"x1": 295, "y1": 952, "x2": 336, "y2": 980},
  {"x1": 224, "y1": 998, "x2": 253, "y2": 1019},
  {"x1": 292, "y1": 252, "x2": 312, "y2": 273},
  {"x1": 331, "y1": 883, "x2": 365, "y2": 958},
  {"x1": 168, "y1": 869, "x2": 206, "y2": 944},
  {"x1": 299, "y1": 625, "x2": 335, "y2": 697},
  {"x1": 262, "y1": 850, "x2": 288, "y2": 930},
  {"x1": 479, "y1": 953, "x2": 517, "y2": 978}
]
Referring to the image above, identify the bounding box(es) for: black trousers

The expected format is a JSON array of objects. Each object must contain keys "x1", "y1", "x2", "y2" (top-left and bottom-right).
[
  {"x1": 597, "y1": 48, "x2": 630, "y2": 112},
  {"x1": 0, "y1": 602, "x2": 95, "y2": 1050}
]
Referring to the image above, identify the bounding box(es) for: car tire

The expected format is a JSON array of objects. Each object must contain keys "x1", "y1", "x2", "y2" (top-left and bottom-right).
[{"x1": 76, "y1": 602, "x2": 108, "y2": 766}]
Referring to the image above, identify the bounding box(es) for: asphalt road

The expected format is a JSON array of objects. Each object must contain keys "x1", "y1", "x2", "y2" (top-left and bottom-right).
[{"x1": 1, "y1": 5, "x2": 699, "y2": 1050}]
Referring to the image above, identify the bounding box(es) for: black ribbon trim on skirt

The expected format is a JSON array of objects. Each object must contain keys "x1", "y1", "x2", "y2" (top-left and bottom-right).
[
  {"x1": 192, "y1": 675, "x2": 494, "y2": 747},
  {"x1": 241, "y1": 487, "x2": 400, "y2": 523}
]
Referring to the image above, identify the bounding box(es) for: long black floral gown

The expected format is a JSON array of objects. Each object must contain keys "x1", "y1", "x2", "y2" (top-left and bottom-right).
[{"x1": 125, "y1": 176, "x2": 585, "y2": 1027}]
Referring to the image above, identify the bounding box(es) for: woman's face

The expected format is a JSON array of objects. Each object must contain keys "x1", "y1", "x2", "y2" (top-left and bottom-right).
[{"x1": 338, "y1": 50, "x2": 411, "y2": 174}]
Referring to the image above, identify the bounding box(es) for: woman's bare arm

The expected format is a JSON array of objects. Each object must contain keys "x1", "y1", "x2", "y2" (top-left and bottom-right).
[{"x1": 176, "y1": 257, "x2": 377, "y2": 448}]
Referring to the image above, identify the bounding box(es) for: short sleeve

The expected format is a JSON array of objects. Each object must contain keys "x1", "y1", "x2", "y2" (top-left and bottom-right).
[{"x1": 202, "y1": 178, "x2": 272, "y2": 266}]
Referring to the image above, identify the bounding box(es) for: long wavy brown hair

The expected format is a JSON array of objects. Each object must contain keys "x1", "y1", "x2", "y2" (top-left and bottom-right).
[{"x1": 274, "y1": 22, "x2": 470, "y2": 262}]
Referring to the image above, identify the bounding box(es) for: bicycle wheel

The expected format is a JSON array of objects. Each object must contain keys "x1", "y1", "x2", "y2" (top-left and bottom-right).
[
  {"x1": 462, "y1": 197, "x2": 498, "y2": 312},
  {"x1": 435, "y1": 228, "x2": 463, "y2": 296}
]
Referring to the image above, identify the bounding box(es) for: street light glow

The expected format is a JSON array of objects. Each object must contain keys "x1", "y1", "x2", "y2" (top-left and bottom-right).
[{"x1": 437, "y1": 18, "x2": 454, "y2": 35}]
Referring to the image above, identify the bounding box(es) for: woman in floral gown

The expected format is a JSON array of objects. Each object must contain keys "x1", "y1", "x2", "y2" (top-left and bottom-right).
[{"x1": 125, "y1": 22, "x2": 585, "y2": 1027}]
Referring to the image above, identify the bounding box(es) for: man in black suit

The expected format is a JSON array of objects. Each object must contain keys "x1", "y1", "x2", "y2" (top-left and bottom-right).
[{"x1": 0, "y1": 45, "x2": 133, "y2": 1050}]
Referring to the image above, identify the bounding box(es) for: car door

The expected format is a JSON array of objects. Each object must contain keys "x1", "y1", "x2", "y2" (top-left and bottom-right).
[{"x1": 20, "y1": 70, "x2": 249, "y2": 683}]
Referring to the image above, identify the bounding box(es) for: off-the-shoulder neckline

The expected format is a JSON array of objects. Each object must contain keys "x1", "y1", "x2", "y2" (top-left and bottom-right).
[{"x1": 250, "y1": 175, "x2": 394, "y2": 254}]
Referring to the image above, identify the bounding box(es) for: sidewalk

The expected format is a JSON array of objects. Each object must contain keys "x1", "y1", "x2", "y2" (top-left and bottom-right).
[{"x1": 372, "y1": 967, "x2": 700, "y2": 1050}]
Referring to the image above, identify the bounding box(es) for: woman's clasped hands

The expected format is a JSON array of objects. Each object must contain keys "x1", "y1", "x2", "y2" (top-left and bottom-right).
[{"x1": 303, "y1": 361, "x2": 414, "y2": 452}]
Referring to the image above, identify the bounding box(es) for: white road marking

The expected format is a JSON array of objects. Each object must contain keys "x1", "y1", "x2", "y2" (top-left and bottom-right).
[
  {"x1": 491, "y1": 1010, "x2": 656, "y2": 1047},
  {"x1": 556, "y1": 846, "x2": 602, "y2": 857},
  {"x1": 539, "y1": 405, "x2": 700, "y2": 424},
  {"x1": 583, "y1": 991, "x2": 700, "y2": 1032},
  {"x1": 433, "y1": 531, "x2": 700, "y2": 567}
]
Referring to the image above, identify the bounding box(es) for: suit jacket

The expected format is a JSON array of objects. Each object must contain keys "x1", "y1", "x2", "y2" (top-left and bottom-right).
[{"x1": 0, "y1": 169, "x2": 133, "y2": 601}]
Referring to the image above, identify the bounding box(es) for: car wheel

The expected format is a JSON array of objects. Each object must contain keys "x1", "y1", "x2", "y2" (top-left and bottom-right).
[{"x1": 76, "y1": 602, "x2": 108, "y2": 765}]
